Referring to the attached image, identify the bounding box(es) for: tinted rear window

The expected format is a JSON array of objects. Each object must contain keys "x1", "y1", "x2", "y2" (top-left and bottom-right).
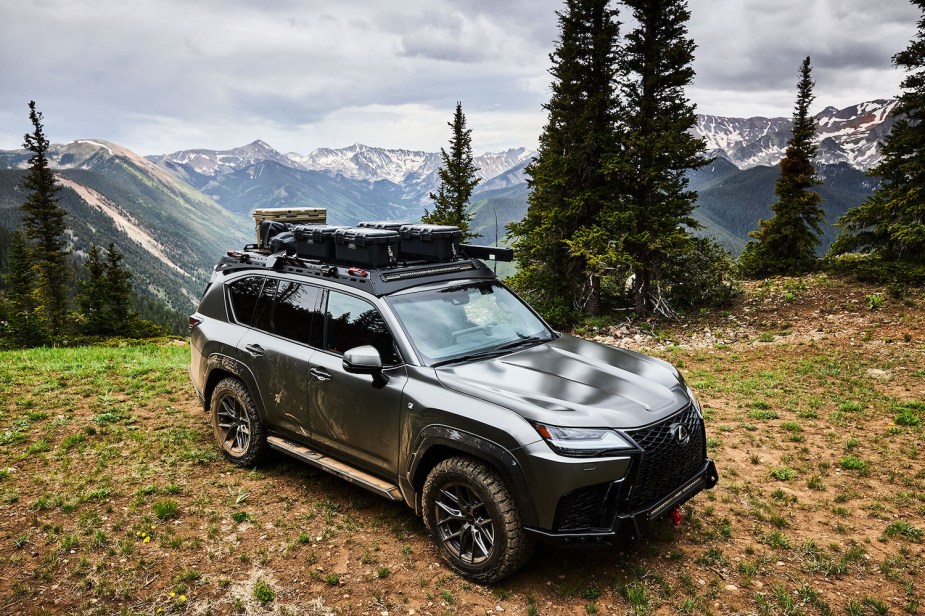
[{"x1": 227, "y1": 276, "x2": 264, "y2": 326}]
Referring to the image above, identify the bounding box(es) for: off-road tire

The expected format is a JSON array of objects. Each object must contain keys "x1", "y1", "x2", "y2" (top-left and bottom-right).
[
  {"x1": 423, "y1": 456, "x2": 534, "y2": 583},
  {"x1": 210, "y1": 377, "x2": 267, "y2": 466}
]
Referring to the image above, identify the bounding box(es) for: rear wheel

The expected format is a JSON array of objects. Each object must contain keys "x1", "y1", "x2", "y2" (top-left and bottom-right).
[
  {"x1": 422, "y1": 456, "x2": 533, "y2": 583},
  {"x1": 210, "y1": 377, "x2": 267, "y2": 466}
]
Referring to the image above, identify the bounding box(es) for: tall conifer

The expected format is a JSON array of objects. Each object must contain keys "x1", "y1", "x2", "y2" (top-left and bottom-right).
[
  {"x1": 615, "y1": 0, "x2": 708, "y2": 315},
  {"x1": 830, "y1": 1, "x2": 925, "y2": 265},
  {"x1": 740, "y1": 57, "x2": 824, "y2": 276},
  {"x1": 104, "y1": 242, "x2": 134, "y2": 332},
  {"x1": 3, "y1": 231, "x2": 44, "y2": 346},
  {"x1": 423, "y1": 102, "x2": 481, "y2": 241},
  {"x1": 20, "y1": 101, "x2": 70, "y2": 339},
  {"x1": 76, "y1": 244, "x2": 108, "y2": 335},
  {"x1": 507, "y1": 0, "x2": 621, "y2": 320}
]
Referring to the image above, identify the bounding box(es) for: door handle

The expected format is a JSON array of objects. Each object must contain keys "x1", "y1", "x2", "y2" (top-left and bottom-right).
[
  {"x1": 244, "y1": 343, "x2": 265, "y2": 357},
  {"x1": 310, "y1": 367, "x2": 333, "y2": 382}
]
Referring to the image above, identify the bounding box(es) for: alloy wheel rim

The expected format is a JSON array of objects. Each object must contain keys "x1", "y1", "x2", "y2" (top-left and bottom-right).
[
  {"x1": 434, "y1": 481, "x2": 495, "y2": 565},
  {"x1": 216, "y1": 395, "x2": 252, "y2": 455}
]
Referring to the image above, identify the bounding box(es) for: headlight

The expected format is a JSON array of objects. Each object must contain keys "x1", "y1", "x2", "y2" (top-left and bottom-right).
[
  {"x1": 532, "y1": 424, "x2": 635, "y2": 457},
  {"x1": 686, "y1": 386, "x2": 702, "y2": 417}
]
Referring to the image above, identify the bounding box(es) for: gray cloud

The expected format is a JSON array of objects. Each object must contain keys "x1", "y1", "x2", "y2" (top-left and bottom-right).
[{"x1": 0, "y1": 0, "x2": 919, "y2": 154}]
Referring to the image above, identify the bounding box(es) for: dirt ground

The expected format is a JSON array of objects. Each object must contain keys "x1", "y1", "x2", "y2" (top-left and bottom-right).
[{"x1": 0, "y1": 274, "x2": 923, "y2": 615}]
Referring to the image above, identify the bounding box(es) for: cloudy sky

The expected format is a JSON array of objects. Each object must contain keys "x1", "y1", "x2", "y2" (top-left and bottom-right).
[{"x1": 0, "y1": 0, "x2": 919, "y2": 156}]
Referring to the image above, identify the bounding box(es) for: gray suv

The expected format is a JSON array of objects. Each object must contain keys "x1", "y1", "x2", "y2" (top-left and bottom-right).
[{"x1": 189, "y1": 232, "x2": 717, "y2": 583}]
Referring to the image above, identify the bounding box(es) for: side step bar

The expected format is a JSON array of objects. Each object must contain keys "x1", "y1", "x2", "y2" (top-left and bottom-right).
[{"x1": 267, "y1": 436, "x2": 403, "y2": 502}]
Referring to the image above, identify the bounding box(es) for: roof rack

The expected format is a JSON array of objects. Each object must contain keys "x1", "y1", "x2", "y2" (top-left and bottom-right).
[
  {"x1": 225, "y1": 219, "x2": 515, "y2": 295},
  {"x1": 215, "y1": 245, "x2": 507, "y2": 296}
]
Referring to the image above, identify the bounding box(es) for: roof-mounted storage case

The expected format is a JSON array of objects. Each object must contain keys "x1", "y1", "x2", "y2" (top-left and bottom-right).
[
  {"x1": 334, "y1": 228, "x2": 399, "y2": 267},
  {"x1": 293, "y1": 224, "x2": 347, "y2": 259},
  {"x1": 357, "y1": 221, "x2": 412, "y2": 231},
  {"x1": 399, "y1": 224, "x2": 462, "y2": 261}
]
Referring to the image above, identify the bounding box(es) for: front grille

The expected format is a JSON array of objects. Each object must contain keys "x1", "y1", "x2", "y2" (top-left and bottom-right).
[
  {"x1": 554, "y1": 482, "x2": 611, "y2": 531},
  {"x1": 625, "y1": 405, "x2": 705, "y2": 512}
]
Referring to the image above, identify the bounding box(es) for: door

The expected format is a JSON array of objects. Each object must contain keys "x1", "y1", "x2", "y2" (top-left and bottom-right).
[
  {"x1": 308, "y1": 290, "x2": 407, "y2": 475},
  {"x1": 236, "y1": 278, "x2": 323, "y2": 438}
]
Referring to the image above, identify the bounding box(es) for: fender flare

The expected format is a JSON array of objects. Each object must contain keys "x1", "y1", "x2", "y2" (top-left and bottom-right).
[
  {"x1": 406, "y1": 424, "x2": 538, "y2": 528},
  {"x1": 204, "y1": 353, "x2": 269, "y2": 424}
]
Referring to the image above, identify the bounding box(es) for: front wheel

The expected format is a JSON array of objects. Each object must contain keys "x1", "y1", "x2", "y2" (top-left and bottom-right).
[
  {"x1": 422, "y1": 456, "x2": 533, "y2": 583},
  {"x1": 210, "y1": 377, "x2": 267, "y2": 466}
]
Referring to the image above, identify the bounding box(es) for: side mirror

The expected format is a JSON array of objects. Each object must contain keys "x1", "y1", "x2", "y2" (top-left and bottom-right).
[{"x1": 343, "y1": 345, "x2": 383, "y2": 375}]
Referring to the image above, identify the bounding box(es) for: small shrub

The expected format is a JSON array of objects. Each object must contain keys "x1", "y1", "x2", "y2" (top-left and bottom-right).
[
  {"x1": 152, "y1": 499, "x2": 179, "y2": 520},
  {"x1": 324, "y1": 573, "x2": 341, "y2": 586},
  {"x1": 253, "y1": 579, "x2": 275, "y2": 604},
  {"x1": 231, "y1": 511, "x2": 251, "y2": 524},
  {"x1": 839, "y1": 456, "x2": 867, "y2": 472},
  {"x1": 761, "y1": 531, "x2": 791, "y2": 549},
  {"x1": 770, "y1": 467, "x2": 796, "y2": 481},
  {"x1": 895, "y1": 406, "x2": 921, "y2": 427},
  {"x1": 807, "y1": 475, "x2": 825, "y2": 491},
  {"x1": 866, "y1": 293, "x2": 884, "y2": 310},
  {"x1": 884, "y1": 521, "x2": 923, "y2": 541},
  {"x1": 59, "y1": 433, "x2": 86, "y2": 451}
]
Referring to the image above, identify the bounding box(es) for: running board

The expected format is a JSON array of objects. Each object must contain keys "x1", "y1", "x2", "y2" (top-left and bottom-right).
[{"x1": 267, "y1": 436, "x2": 402, "y2": 502}]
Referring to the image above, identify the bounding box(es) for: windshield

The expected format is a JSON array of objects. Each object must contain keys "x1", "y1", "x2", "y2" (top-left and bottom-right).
[{"x1": 387, "y1": 281, "x2": 553, "y2": 366}]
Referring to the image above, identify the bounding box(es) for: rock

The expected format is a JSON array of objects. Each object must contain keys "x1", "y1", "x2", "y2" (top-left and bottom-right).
[
  {"x1": 866, "y1": 368, "x2": 890, "y2": 381},
  {"x1": 725, "y1": 584, "x2": 739, "y2": 593}
]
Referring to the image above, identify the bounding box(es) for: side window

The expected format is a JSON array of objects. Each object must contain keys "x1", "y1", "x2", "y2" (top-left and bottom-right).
[
  {"x1": 227, "y1": 276, "x2": 264, "y2": 326},
  {"x1": 251, "y1": 278, "x2": 279, "y2": 332},
  {"x1": 274, "y1": 282, "x2": 322, "y2": 346},
  {"x1": 324, "y1": 291, "x2": 401, "y2": 365},
  {"x1": 250, "y1": 279, "x2": 322, "y2": 346}
]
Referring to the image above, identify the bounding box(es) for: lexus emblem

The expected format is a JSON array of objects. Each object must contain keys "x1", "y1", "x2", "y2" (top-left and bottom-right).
[{"x1": 671, "y1": 423, "x2": 690, "y2": 446}]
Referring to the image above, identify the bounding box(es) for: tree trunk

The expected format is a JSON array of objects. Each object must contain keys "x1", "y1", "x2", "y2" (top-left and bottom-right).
[
  {"x1": 633, "y1": 267, "x2": 649, "y2": 316},
  {"x1": 585, "y1": 273, "x2": 601, "y2": 316}
]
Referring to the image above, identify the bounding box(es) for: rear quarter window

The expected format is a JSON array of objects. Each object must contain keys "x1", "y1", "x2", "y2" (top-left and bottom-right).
[{"x1": 227, "y1": 276, "x2": 264, "y2": 326}]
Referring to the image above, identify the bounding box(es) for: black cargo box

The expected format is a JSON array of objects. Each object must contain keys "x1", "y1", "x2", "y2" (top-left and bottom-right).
[
  {"x1": 293, "y1": 224, "x2": 347, "y2": 259},
  {"x1": 334, "y1": 228, "x2": 399, "y2": 267},
  {"x1": 357, "y1": 221, "x2": 412, "y2": 231},
  {"x1": 399, "y1": 224, "x2": 462, "y2": 261}
]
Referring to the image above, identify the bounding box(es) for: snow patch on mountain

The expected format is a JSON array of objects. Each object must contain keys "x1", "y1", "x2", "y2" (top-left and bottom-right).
[
  {"x1": 692, "y1": 99, "x2": 898, "y2": 171},
  {"x1": 148, "y1": 140, "x2": 298, "y2": 177}
]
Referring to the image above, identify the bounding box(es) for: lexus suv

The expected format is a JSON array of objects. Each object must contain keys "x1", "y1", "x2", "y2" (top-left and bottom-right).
[{"x1": 189, "y1": 228, "x2": 718, "y2": 583}]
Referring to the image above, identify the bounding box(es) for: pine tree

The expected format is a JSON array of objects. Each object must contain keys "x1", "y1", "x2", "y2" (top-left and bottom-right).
[
  {"x1": 20, "y1": 101, "x2": 70, "y2": 340},
  {"x1": 507, "y1": 0, "x2": 621, "y2": 320},
  {"x1": 423, "y1": 102, "x2": 481, "y2": 241},
  {"x1": 830, "y1": 2, "x2": 925, "y2": 266},
  {"x1": 2, "y1": 231, "x2": 45, "y2": 347},
  {"x1": 76, "y1": 244, "x2": 108, "y2": 335},
  {"x1": 739, "y1": 57, "x2": 824, "y2": 276},
  {"x1": 104, "y1": 242, "x2": 134, "y2": 333},
  {"x1": 571, "y1": 0, "x2": 708, "y2": 316},
  {"x1": 77, "y1": 242, "x2": 138, "y2": 336}
]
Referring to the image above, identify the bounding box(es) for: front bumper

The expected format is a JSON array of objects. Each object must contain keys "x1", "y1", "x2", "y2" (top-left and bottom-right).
[{"x1": 525, "y1": 458, "x2": 718, "y2": 547}]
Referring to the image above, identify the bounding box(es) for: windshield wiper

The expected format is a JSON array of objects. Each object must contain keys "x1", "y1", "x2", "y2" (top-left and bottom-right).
[
  {"x1": 431, "y1": 348, "x2": 510, "y2": 367},
  {"x1": 494, "y1": 335, "x2": 547, "y2": 352},
  {"x1": 431, "y1": 335, "x2": 550, "y2": 368}
]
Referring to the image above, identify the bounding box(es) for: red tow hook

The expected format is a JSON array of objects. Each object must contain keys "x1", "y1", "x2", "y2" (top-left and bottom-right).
[{"x1": 668, "y1": 506, "x2": 683, "y2": 527}]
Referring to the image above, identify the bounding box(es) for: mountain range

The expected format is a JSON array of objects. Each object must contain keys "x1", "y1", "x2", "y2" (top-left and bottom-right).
[{"x1": 0, "y1": 99, "x2": 895, "y2": 329}]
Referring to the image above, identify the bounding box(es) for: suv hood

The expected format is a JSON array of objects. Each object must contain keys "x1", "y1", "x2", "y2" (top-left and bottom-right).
[{"x1": 436, "y1": 334, "x2": 690, "y2": 428}]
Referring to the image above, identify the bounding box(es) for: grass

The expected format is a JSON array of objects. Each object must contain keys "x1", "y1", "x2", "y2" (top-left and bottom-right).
[{"x1": 1, "y1": 279, "x2": 924, "y2": 615}]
